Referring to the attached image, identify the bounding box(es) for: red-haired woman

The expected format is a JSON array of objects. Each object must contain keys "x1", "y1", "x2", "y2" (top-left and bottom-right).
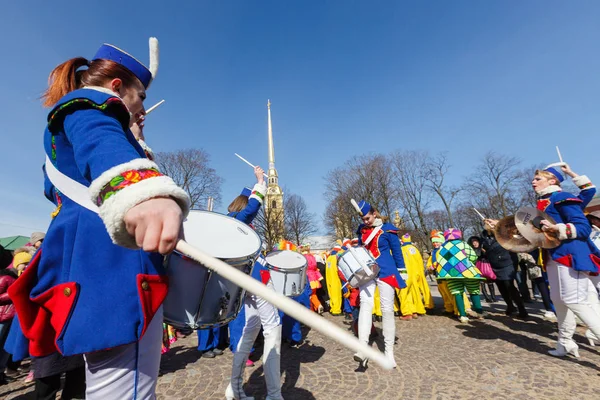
[{"x1": 6, "y1": 39, "x2": 190, "y2": 398}]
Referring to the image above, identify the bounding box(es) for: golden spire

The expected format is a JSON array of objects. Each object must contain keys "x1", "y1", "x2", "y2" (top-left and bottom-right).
[{"x1": 267, "y1": 99, "x2": 276, "y2": 174}]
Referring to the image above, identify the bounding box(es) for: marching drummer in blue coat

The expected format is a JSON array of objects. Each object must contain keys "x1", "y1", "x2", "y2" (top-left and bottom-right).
[
  {"x1": 6, "y1": 38, "x2": 191, "y2": 399},
  {"x1": 225, "y1": 166, "x2": 283, "y2": 400},
  {"x1": 351, "y1": 200, "x2": 406, "y2": 370}
]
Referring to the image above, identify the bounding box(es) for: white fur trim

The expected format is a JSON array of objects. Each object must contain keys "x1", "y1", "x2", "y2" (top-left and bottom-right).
[
  {"x1": 148, "y1": 37, "x2": 159, "y2": 86},
  {"x1": 536, "y1": 185, "x2": 562, "y2": 197},
  {"x1": 573, "y1": 175, "x2": 593, "y2": 189},
  {"x1": 567, "y1": 223, "x2": 577, "y2": 239},
  {"x1": 249, "y1": 182, "x2": 267, "y2": 204},
  {"x1": 556, "y1": 223, "x2": 568, "y2": 240},
  {"x1": 89, "y1": 158, "x2": 191, "y2": 249},
  {"x1": 98, "y1": 176, "x2": 190, "y2": 248},
  {"x1": 137, "y1": 140, "x2": 155, "y2": 160}
]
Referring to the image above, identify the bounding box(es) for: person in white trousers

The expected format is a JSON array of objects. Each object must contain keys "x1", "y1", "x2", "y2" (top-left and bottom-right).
[
  {"x1": 223, "y1": 167, "x2": 283, "y2": 400},
  {"x1": 351, "y1": 200, "x2": 407, "y2": 370}
]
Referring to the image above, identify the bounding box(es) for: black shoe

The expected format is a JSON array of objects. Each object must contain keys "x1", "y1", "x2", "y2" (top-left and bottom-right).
[
  {"x1": 505, "y1": 307, "x2": 517, "y2": 316},
  {"x1": 375, "y1": 316, "x2": 382, "y2": 322},
  {"x1": 0, "y1": 373, "x2": 14, "y2": 385},
  {"x1": 516, "y1": 312, "x2": 529, "y2": 320},
  {"x1": 212, "y1": 348, "x2": 224, "y2": 356},
  {"x1": 201, "y1": 350, "x2": 216, "y2": 358}
]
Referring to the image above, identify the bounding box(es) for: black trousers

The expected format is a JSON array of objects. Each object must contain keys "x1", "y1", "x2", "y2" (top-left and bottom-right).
[
  {"x1": 34, "y1": 366, "x2": 86, "y2": 400},
  {"x1": 531, "y1": 276, "x2": 553, "y2": 311},
  {"x1": 495, "y1": 279, "x2": 527, "y2": 314}
]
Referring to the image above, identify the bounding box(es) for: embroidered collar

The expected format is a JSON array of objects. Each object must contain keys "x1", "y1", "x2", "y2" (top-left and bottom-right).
[
  {"x1": 536, "y1": 185, "x2": 561, "y2": 197},
  {"x1": 82, "y1": 86, "x2": 132, "y2": 122},
  {"x1": 373, "y1": 218, "x2": 383, "y2": 227}
]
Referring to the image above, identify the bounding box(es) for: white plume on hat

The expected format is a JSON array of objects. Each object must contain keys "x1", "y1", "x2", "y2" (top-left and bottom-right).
[{"x1": 148, "y1": 37, "x2": 159, "y2": 87}]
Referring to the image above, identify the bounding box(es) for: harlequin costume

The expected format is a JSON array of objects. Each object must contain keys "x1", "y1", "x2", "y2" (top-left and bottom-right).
[
  {"x1": 5, "y1": 38, "x2": 193, "y2": 399},
  {"x1": 429, "y1": 232, "x2": 471, "y2": 316},
  {"x1": 436, "y1": 229, "x2": 485, "y2": 321},
  {"x1": 398, "y1": 234, "x2": 430, "y2": 319},
  {"x1": 535, "y1": 167, "x2": 600, "y2": 358},
  {"x1": 352, "y1": 200, "x2": 406, "y2": 368},
  {"x1": 224, "y1": 184, "x2": 284, "y2": 400}
]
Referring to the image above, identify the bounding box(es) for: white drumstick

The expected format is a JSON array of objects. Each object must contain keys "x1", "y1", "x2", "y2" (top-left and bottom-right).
[
  {"x1": 234, "y1": 153, "x2": 269, "y2": 179},
  {"x1": 175, "y1": 240, "x2": 395, "y2": 370},
  {"x1": 556, "y1": 146, "x2": 564, "y2": 164},
  {"x1": 145, "y1": 99, "x2": 165, "y2": 116},
  {"x1": 473, "y1": 208, "x2": 486, "y2": 221}
]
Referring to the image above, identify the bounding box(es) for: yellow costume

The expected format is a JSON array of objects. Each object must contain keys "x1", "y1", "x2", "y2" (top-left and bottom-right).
[
  {"x1": 325, "y1": 253, "x2": 343, "y2": 315},
  {"x1": 399, "y1": 235, "x2": 428, "y2": 317}
]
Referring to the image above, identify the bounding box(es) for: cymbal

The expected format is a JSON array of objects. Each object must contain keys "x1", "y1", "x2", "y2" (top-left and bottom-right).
[
  {"x1": 515, "y1": 207, "x2": 561, "y2": 249},
  {"x1": 494, "y1": 216, "x2": 536, "y2": 253}
]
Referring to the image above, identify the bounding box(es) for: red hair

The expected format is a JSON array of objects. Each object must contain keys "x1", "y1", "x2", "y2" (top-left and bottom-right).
[{"x1": 42, "y1": 57, "x2": 140, "y2": 107}]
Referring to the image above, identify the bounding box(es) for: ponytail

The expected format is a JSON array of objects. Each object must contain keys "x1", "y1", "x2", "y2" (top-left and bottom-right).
[
  {"x1": 42, "y1": 57, "x2": 139, "y2": 108},
  {"x1": 42, "y1": 57, "x2": 89, "y2": 107}
]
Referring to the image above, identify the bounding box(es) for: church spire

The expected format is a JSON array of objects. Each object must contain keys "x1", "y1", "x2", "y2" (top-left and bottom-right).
[{"x1": 266, "y1": 100, "x2": 279, "y2": 186}]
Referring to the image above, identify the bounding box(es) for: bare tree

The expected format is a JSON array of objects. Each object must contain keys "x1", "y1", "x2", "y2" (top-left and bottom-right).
[
  {"x1": 467, "y1": 151, "x2": 523, "y2": 218},
  {"x1": 390, "y1": 150, "x2": 434, "y2": 246},
  {"x1": 254, "y1": 206, "x2": 286, "y2": 251},
  {"x1": 424, "y1": 152, "x2": 459, "y2": 227},
  {"x1": 156, "y1": 149, "x2": 223, "y2": 210},
  {"x1": 284, "y1": 193, "x2": 317, "y2": 246}
]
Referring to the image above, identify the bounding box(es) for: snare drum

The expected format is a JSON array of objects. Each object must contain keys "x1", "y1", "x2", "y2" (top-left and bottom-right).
[
  {"x1": 337, "y1": 246, "x2": 380, "y2": 288},
  {"x1": 162, "y1": 211, "x2": 262, "y2": 330},
  {"x1": 265, "y1": 250, "x2": 307, "y2": 297}
]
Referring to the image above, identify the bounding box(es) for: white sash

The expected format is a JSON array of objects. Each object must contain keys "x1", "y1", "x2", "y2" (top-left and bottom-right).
[{"x1": 44, "y1": 155, "x2": 100, "y2": 214}]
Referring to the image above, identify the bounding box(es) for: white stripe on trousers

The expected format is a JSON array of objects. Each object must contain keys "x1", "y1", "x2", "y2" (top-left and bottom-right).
[{"x1": 84, "y1": 307, "x2": 163, "y2": 400}]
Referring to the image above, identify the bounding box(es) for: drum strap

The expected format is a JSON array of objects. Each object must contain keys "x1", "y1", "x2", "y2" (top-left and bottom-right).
[
  {"x1": 363, "y1": 225, "x2": 382, "y2": 246},
  {"x1": 45, "y1": 155, "x2": 100, "y2": 214}
]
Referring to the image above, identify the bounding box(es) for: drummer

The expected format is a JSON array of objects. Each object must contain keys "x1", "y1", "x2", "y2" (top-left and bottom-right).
[
  {"x1": 352, "y1": 201, "x2": 406, "y2": 369},
  {"x1": 225, "y1": 166, "x2": 283, "y2": 400},
  {"x1": 6, "y1": 38, "x2": 191, "y2": 398}
]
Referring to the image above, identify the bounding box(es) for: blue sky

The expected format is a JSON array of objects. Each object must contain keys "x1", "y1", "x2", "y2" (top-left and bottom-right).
[{"x1": 1, "y1": 1, "x2": 599, "y2": 238}]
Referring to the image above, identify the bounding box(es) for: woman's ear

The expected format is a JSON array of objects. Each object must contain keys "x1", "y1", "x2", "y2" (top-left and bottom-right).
[{"x1": 110, "y1": 78, "x2": 123, "y2": 95}]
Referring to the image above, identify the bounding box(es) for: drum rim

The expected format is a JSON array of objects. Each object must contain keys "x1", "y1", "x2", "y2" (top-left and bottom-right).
[{"x1": 182, "y1": 210, "x2": 262, "y2": 259}]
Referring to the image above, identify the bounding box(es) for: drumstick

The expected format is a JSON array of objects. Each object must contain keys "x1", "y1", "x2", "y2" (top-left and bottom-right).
[
  {"x1": 234, "y1": 153, "x2": 269, "y2": 179},
  {"x1": 473, "y1": 208, "x2": 486, "y2": 221},
  {"x1": 145, "y1": 99, "x2": 165, "y2": 116},
  {"x1": 175, "y1": 240, "x2": 395, "y2": 370},
  {"x1": 135, "y1": 100, "x2": 165, "y2": 124},
  {"x1": 556, "y1": 146, "x2": 564, "y2": 164}
]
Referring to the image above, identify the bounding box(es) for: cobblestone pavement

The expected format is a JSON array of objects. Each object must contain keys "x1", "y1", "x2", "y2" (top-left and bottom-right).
[{"x1": 3, "y1": 283, "x2": 600, "y2": 399}]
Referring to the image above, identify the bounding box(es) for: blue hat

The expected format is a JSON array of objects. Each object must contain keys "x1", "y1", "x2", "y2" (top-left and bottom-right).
[
  {"x1": 241, "y1": 187, "x2": 252, "y2": 197},
  {"x1": 544, "y1": 167, "x2": 565, "y2": 183},
  {"x1": 93, "y1": 38, "x2": 159, "y2": 89},
  {"x1": 358, "y1": 200, "x2": 372, "y2": 216}
]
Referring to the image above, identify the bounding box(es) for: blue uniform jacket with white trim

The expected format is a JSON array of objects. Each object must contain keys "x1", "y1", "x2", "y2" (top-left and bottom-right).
[
  {"x1": 537, "y1": 189, "x2": 600, "y2": 273},
  {"x1": 357, "y1": 222, "x2": 407, "y2": 289},
  {"x1": 7, "y1": 88, "x2": 185, "y2": 358}
]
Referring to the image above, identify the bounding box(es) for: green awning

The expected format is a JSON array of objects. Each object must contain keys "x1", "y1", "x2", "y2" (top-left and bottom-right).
[{"x1": 0, "y1": 236, "x2": 30, "y2": 251}]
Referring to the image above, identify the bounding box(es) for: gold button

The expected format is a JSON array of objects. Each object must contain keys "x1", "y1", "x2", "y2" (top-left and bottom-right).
[
  {"x1": 141, "y1": 281, "x2": 150, "y2": 291},
  {"x1": 64, "y1": 287, "x2": 72, "y2": 297}
]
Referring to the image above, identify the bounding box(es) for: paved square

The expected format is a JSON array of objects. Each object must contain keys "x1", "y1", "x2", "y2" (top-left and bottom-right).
[{"x1": 2, "y1": 285, "x2": 600, "y2": 399}]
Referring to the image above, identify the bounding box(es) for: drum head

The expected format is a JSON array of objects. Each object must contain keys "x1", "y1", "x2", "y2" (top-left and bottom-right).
[
  {"x1": 265, "y1": 250, "x2": 307, "y2": 270},
  {"x1": 182, "y1": 211, "x2": 261, "y2": 259}
]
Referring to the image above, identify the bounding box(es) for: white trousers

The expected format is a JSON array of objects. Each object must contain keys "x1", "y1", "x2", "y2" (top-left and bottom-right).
[
  {"x1": 358, "y1": 279, "x2": 395, "y2": 358},
  {"x1": 242, "y1": 289, "x2": 281, "y2": 339},
  {"x1": 84, "y1": 307, "x2": 163, "y2": 400},
  {"x1": 546, "y1": 262, "x2": 600, "y2": 346}
]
